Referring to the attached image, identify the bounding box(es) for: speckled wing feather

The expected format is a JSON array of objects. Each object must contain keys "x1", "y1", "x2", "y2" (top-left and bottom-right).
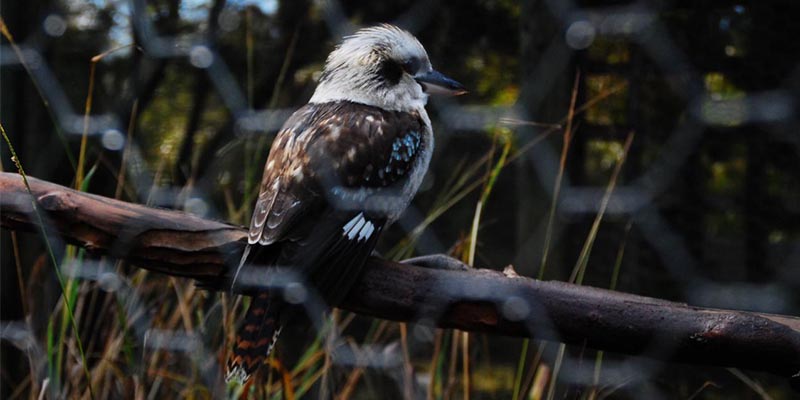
[
  {"x1": 247, "y1": 106, "x2": 314, "y2": 246},
  {"x1": 247, "y1": 100, "x2": 427, "y2": 246},
  {"x1": 306, "y1": 102, "x2": 427, "y2": 191}
]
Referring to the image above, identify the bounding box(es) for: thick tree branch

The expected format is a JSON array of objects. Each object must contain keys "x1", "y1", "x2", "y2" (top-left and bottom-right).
[{"x1": 1, "y1": 172, "x2": 798, "y2": 388}]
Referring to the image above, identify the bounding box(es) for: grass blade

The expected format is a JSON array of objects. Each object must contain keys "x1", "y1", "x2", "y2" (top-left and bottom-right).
[
  {"x1": 569, "y1": 131, "x2": 635, "y2": 285},
  {"x1": 0, "y1": 122, "x2": 95, "y2": 399}
]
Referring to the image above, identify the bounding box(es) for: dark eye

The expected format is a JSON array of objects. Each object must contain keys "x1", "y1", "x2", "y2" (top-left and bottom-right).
[
  {"x1": 401, "y1": 57, "x2": 421, "y2": 75},
  {"x1": 378, "y1": 57, "x2": 422, "y2": 86},
  {"x1": 379, "y1": 59, "x2": 403, "y2": 85}
]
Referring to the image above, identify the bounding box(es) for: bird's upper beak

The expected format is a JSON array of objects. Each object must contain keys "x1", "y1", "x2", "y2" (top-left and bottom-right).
[{"x1": 415, "y1": 69, "x2": 467, "y2": 96}]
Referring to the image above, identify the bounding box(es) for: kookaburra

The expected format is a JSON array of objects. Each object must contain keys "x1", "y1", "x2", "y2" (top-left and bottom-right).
[{"x1": 227, "y1": 24, "x2": 466, "y2": 383}]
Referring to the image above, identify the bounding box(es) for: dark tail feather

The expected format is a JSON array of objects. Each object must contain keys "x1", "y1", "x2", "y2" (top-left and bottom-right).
[{"x1": 226, "y1": 292, "x2": 283, "y2": 383}]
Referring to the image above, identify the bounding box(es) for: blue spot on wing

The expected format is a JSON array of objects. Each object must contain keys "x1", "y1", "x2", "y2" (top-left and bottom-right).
[
  {"x1": 360, "y1": 130, "x2": 423, "y2": 187},
  {"x1": 381, "y1": 130, "x2": 420, "y2": 184}
]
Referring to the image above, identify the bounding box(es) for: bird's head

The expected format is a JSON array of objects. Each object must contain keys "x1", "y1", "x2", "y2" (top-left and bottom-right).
[{"x1": 310, "y1": 24, "x2": 466, "y2": 112}]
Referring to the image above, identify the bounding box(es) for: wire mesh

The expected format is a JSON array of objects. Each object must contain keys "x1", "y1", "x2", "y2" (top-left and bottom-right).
[{"x1": 1, "y1": 0, "x2": 799, "y2": 398}]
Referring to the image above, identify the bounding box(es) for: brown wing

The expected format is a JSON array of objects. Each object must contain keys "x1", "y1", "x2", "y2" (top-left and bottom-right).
[
  {"x1": 306, "y1": 103, "x2": 426, "y2": 190},
  {"x1": 247, "y1": 101, "x2": 426, "y2": 245},
  {"x1": 248, "y1": 106, "x2": 317, "y2": 245}
]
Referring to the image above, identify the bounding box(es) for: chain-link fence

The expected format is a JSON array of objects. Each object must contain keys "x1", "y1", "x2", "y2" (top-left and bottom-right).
[{"x1": 2, "y1": 0, "x2": 799, "y2": 398}]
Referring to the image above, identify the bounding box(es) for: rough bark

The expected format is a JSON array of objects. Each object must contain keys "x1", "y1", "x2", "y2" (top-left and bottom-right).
[{"x1": 1, "y1": 172, "x2": 798, "y2": 388}]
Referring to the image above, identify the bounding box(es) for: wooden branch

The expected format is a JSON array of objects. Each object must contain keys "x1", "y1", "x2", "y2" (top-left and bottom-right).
[{"x1": 1, "y1": 172, "x2": 799, "y2": 388}]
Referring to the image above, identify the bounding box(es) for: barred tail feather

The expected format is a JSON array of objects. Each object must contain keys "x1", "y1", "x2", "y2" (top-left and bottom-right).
[{"x1": 226, "y1": 292, "x2": 283, "y2": 384}]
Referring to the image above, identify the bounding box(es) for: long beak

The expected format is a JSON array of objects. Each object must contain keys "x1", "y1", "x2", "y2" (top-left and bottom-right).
[{"x1": 415, "y1": 69, "x2": 467, "y2": 96}]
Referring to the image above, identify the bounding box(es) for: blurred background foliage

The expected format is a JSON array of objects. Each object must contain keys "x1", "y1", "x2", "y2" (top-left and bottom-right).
[{"x1": 2, "y1": 0, "x2": 800, "y2": 398}]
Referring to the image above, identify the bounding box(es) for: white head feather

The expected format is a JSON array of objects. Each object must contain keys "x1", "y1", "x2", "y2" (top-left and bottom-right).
[{"x1": 309, "y1": 24, "x2": 434, "y2": 112}]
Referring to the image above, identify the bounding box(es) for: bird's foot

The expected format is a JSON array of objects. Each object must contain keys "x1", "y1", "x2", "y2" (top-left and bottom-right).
[{"x1": 401, "y1": 254, "x2": 470, "y2": 271}]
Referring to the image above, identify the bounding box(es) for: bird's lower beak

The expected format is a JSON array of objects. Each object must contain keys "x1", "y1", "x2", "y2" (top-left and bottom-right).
[{"x1": 415, "y1": 70, "x2": 467, "y2": 96}]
